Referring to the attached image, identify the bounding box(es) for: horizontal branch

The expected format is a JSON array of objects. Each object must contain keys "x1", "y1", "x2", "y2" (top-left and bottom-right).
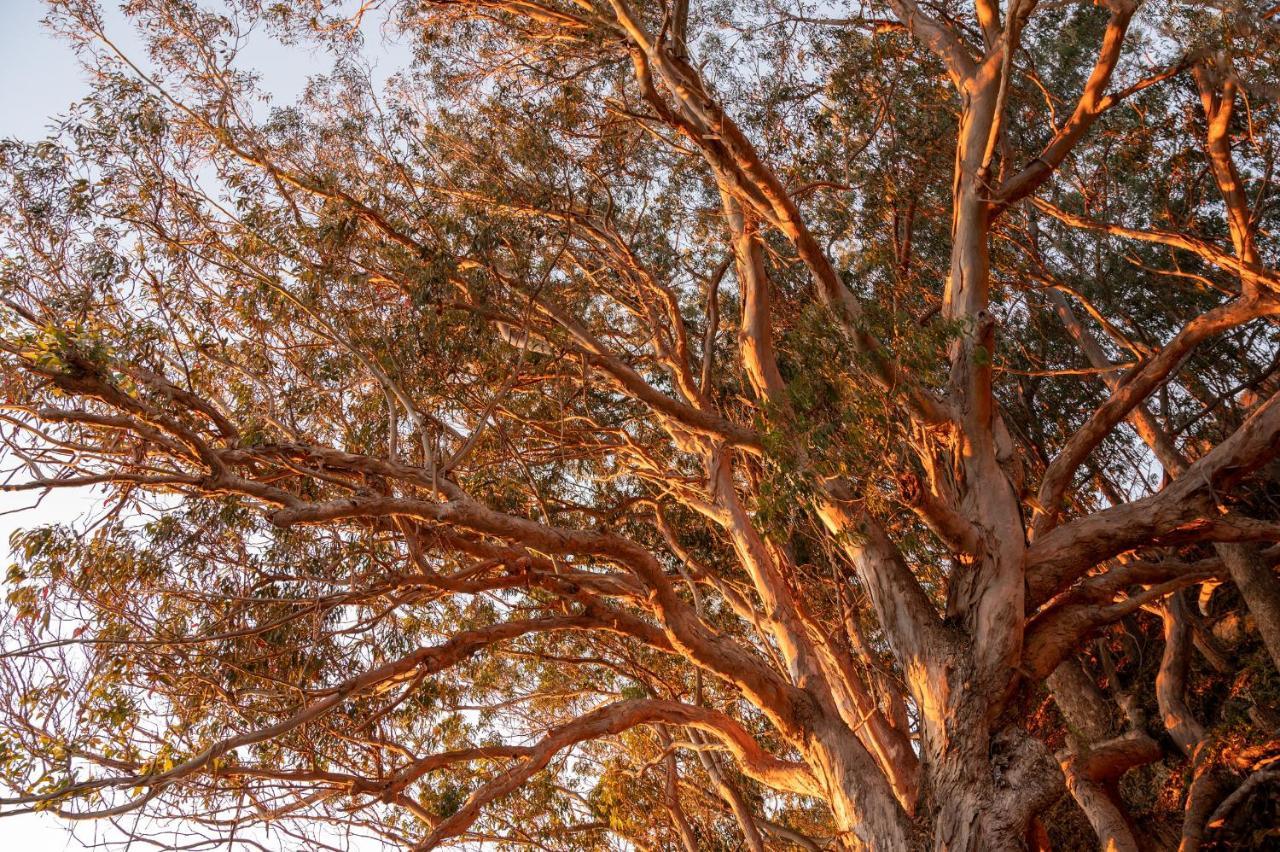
[
  {"x1": 1033, "y1": 198, "x2": 1279, "y2": 293},
  {"x1": 1027, "y1": 389, "x2": 1280, "y2": 605},
  {"x1": 419, "y1": 698, "x2": 819, "y2": 848}
]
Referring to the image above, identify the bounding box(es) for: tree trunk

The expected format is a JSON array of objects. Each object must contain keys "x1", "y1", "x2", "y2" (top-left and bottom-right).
[
  {"x1": 1216, "y1": 542, "x2": 1280, "y2": 671},
  {"x1": 922, "y1": 655, "x2": 1063, "y2": 851}
]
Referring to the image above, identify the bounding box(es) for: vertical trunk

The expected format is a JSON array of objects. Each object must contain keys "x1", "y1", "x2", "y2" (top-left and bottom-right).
[
  {"x1": 925, "y1": 66, "x2": 1049, "y2": 850},
  {"x1": 917, "y1": 651, "x2": 1063, "y2": 851},
  {"x1": 927, "y1": 701, "x2": 1063, "y2": 851},
  {"x1": 930, "y1": 723, "x2": 1004, "y2": 851},
  {"x1": 1216, "y1": 542, "x2": 1280, "y2": 671},
  {"x1": 945, "y1": 71, "x2": 1027, "y2": 706}
]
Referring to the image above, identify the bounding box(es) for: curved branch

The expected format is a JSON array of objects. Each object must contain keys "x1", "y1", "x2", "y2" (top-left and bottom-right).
[{"x1": 417, "y1": 699, "x2": 819, "y2": 849}]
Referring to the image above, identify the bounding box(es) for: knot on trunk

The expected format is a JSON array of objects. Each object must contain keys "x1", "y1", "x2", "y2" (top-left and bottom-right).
[{"x1": 991, "y1": 728, "x2": 1064, "y2": 839}]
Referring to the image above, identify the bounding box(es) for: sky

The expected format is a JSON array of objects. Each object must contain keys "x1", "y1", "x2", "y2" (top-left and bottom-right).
[
  {"x1": 0, "y1": 1, "x2": 406, "y2": 848},
  {"x1": 0, "y1": 5, "x2": 118, "y2": 846}
]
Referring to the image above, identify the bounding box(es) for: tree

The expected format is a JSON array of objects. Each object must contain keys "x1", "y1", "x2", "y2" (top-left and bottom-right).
[{"x1": 2, "y1": 0, "x2": 1279, "y2": 848}]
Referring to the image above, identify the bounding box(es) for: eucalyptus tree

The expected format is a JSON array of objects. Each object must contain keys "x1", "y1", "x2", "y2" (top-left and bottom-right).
[{"x1": 2, "y1": 1, "x2": 1279, "y2": 850}]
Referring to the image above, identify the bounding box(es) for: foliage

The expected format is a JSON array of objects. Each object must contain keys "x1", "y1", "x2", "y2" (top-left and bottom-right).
[{"x1": 1, "y1": 1, "x2": 1279, "y2": 850}]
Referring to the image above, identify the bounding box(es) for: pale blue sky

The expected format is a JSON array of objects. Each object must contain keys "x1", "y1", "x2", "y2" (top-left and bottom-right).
[
  {"x1": 1, "y1": 0, "x2": 88, "y2": 141},
  {"x1": 2, "y1": 4, "x2": 120, "y2": 847},
  {"x1": 0, "y1": 1, "x2": 407, "y2": 848}
]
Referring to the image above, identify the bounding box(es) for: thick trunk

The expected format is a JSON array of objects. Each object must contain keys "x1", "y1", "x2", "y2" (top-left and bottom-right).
[
  {"x1": 918, "y1": 654, "x2": 1063, "y2": 851},
  {"x1": 1216, "y1": 541, "x2": 1280, "y2": 671},
  {"x1": 921, "y1": 73, "x2": 1055, "y2": 851},
  {"x1": 933, "y1": 788, "x2": 998, "y2": 852},
  {"x1": 928, "y1": 726, "x2": 1062, "y2": 852}
]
